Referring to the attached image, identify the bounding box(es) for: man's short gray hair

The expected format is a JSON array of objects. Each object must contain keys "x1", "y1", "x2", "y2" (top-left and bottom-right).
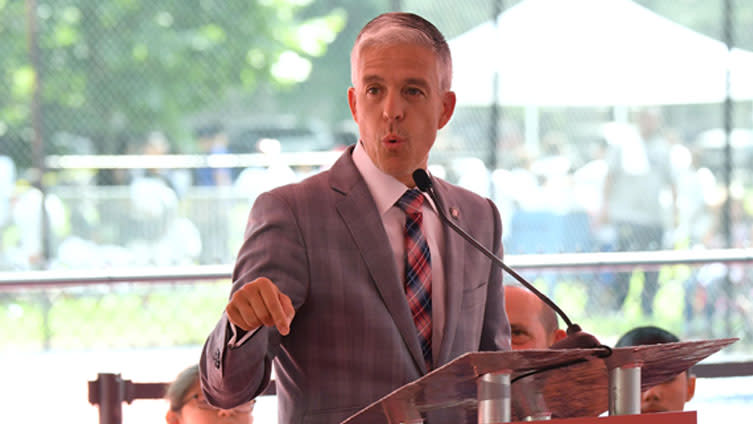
[{"x1": 350, "y1": 12, "x2": 453, "y2": 92}]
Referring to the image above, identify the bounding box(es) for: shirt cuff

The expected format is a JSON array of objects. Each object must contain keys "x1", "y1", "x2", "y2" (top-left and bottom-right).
[{"x1": 228, "y1": 322, "x2": 259, "y2": 348}]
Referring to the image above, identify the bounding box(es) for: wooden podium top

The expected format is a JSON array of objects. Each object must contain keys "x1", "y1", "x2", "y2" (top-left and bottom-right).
[{"x1": 342, "y1": 339, "x2": 735, "y2": 423}]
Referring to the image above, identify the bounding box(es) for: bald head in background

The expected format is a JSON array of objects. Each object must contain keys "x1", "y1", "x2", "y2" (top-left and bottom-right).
[{"x1": 504, "y1": 285, "x2": 567, "y2": 349}]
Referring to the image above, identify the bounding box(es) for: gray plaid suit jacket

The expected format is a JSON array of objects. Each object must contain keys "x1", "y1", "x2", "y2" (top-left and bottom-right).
[{"x1": 200, "y1": 145, "x2": 510, "y2": 423}]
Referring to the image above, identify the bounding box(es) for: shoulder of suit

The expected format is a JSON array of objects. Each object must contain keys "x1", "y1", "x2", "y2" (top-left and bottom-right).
[
  {"x1": 266, "y1": 168, "x2": 329, "y2": 199},
  {"x1": 433, "y1": 176, "x2": 490, "y2": 205}
]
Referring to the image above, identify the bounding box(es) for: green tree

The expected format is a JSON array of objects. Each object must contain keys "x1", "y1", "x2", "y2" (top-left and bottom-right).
[{"x1": 0, "y1": 0, "x2": 345, "y2": 161}]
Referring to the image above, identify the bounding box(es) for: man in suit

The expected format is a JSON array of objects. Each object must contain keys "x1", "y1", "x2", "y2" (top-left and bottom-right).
[
  {"x1": 200, "y1": 12, "x2": 511, "y2": 424},
  {"x1": 504, "y1": 285, "x2": 566, "y2": 350}
]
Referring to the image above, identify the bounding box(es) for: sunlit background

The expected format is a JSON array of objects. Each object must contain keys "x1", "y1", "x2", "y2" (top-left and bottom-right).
[{"x1": 1, "y1": 0, "x2": 752, "y2": 422}]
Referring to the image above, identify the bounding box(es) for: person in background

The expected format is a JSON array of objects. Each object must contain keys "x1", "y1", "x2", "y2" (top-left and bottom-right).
[
  {"x1": 615, "y1": 326, "x2": 696, "y2": 413},
  {"x1": 0, "y1": 156, "x2": 16, "y2": 268},
  {"x1": 138, "y1": 131, "x2": 173, "y2": 184},
  {"x1": 504, "y1": 285, "x2": 566, "y2": 349},
  {"x1": 601, "y1": 107, "x2": 678, "y2": 315},
  {"x1": 200, "y1": 12, "x2": 510, "y2": 424},
  {"x1": 194, "y1": 123, "x2": 232, "y2": 187},
  {"x1": 166, "y1": 364, "x2": 254, "y2": 424},
  {"x1": 193, "y1": 123, "x2": 233, "y2": 264}
]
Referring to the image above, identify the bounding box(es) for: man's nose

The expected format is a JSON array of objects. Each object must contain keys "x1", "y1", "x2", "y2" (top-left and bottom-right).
[
  {"x1": 217, "y1": 408, "x2": 235, "y2": 417},
  {"x1": 382, "y1": 91, "x2": 405, "y2": 122},
  {"x1": 642, "y1": 387, "x2": 661, "y2": 402}
]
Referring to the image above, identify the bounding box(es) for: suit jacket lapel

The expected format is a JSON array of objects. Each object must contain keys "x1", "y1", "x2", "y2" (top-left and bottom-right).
[
  {"x1": 433, "y1": 180, "x2": 466, "y2": 367},
  {"x1": 329, "y1": 148, "x2": 428, "y2": 374}
]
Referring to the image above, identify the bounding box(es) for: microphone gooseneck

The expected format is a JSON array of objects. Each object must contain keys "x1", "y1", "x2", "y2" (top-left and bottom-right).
[{"x1": 412, "y1": 169, "x2": 600, "y2": 349}]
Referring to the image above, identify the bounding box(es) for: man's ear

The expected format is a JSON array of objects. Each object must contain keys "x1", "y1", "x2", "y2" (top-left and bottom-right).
[
  {"x1": 347, "y1": 87, "x2": 358, "y2": 124},
  {"x1": 686, "y1": 374, "x2": 696, "y2": 403},
  {"x1": 166, "y1": 410, "x2": 181, "y2": 424},
  {"x1": 552, "y1": 328, "x2": 567, "y2": 345},
  {"x1": 437, "y1": 90, "x2": 456, "y2": 129}
]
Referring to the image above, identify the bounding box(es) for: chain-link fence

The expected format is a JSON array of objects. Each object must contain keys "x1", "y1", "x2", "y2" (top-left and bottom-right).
[
  {"x1": 1, "y1": 0, "x2": 753, "y2": 422},
  {"x1": 2, "y1": 259, "x2": 753, "y2": 421},
  {"x1": 4, "y1": 261, "x2": 753, "y2": 354}
]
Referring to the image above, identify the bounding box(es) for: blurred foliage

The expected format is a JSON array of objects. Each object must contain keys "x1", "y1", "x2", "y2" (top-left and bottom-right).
[
  {"x1": 3, "y1": 266, "x2": 752, "y2": 353},
  {"x1": 1, "y1": 0, "x2": 752, "y2": 166},
  {"x1": 0, "y1": 282, "x2": 229, "y2": 351},
  {"x1": 0, "y1": 0, "x2": 346, "y2": 162}
]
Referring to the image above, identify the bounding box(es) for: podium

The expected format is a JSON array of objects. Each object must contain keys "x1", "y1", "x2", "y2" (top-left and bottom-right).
[{"x1": 341, "y1": 338, "x2": 736, "y2": 423}]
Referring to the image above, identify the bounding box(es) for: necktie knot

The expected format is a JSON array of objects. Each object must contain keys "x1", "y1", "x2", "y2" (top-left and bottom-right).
[{"x1": 396, "y1": 189, "x2": 425, "y2": 215}]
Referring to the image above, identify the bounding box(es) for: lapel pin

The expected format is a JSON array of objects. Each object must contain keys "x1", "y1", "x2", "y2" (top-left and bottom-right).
[{"x1": 449, "y1": 207, "x2": 459, "y2": 219}]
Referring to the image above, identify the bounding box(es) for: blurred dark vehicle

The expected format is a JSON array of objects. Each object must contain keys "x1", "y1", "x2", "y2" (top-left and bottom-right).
[
  {"x1": 331, "y1": 119, "x2": 359, "y2": 147},
  {"x1": 227, "y1": 116, "x2": 336, "y2": 155}
]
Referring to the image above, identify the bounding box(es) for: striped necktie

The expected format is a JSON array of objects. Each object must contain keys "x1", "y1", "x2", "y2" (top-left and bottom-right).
[{"x1": 396, "y1": 189, "x2": 432, "y2": 369}]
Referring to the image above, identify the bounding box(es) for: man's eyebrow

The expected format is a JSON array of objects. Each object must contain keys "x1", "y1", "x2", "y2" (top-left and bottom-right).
[
  {"x1": 361, "y1": 75, "x2": 384, "y2": 84},
  {"x1": 404, "y1": 77, "x2": 430, "y2": 88},
  {"x1": 360, "y1": 75, "x2": 430, "y2": 89}
]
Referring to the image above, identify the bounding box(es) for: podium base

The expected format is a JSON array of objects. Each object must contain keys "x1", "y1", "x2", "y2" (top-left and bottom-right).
[{"x1": 523, "y1": 410, "x2": 695, "y2": 424}]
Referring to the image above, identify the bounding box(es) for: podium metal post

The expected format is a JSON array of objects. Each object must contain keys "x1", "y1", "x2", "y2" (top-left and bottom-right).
[
  {"x1": 608, "y1": 363, "x2": 641, "y2": 416},
  {"x1": 477, "y1": 371, "x2": 511, "y2": 423}
]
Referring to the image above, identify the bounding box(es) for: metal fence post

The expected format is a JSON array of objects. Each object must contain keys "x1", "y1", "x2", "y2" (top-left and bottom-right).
[{"x1": 88, "y1": 373, "x2": 124, "y2": 424}]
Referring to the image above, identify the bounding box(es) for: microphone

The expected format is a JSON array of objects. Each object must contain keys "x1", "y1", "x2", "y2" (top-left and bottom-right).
[{"x1": 412, "y1": 169, "x2": 600, "y2": 349}]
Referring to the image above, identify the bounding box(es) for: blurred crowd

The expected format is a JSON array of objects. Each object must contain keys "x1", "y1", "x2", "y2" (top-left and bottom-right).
[
  {"x1": 436, "y1": 108, "x2": 753, "y2": 330},
  {"x1": 0, "y1": 122, "x2": 343, "y2": 271},
  {"x1": 1, "y1": 111, "x2": 752, "y2": 328}
]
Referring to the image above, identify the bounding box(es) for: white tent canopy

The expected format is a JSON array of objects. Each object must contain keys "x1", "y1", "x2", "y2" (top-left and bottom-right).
[{"x1": 450, "y1": 0, "x2": 753, "y2": 107}]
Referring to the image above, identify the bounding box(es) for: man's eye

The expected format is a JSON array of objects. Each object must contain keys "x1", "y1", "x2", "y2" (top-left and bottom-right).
[
  {"x1": 366, "y1": 87, "x2": 380, "y2": 95},
  {"x1": 405, "y1": 87, "x2": 423, "y2": 96}
]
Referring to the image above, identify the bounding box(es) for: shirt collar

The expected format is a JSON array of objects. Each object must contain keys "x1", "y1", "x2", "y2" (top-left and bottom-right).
[{"x1": 352, "y1": 140, "x2": 438, "y2": 217}]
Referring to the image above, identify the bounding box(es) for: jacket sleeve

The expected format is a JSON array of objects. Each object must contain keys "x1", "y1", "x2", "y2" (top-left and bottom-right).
[{"x1": 200, "y1": 189, "x2": 310, "y2": 408}]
